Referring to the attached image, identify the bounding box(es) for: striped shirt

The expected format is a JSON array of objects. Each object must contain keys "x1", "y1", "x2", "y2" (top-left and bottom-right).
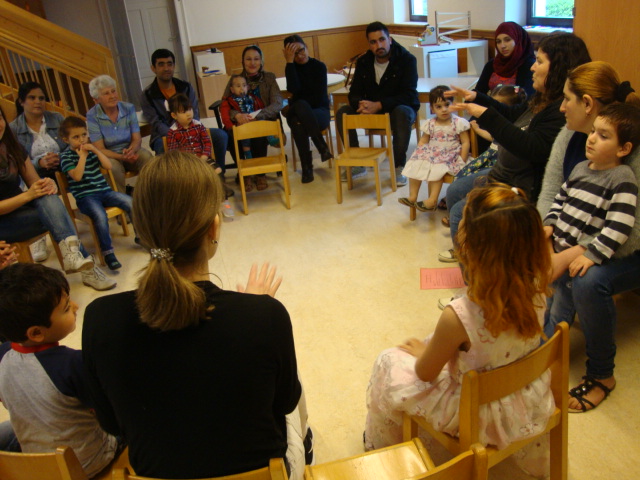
[
  {"x1": 60, "y1": 149, "x2": 111, "y2": 200},
  {"x1": 544, "y1": 160, "x2": 638, "y2": 264},
  {"x1": 166, "y1": 119, "x2": 212, "y2": 158}
]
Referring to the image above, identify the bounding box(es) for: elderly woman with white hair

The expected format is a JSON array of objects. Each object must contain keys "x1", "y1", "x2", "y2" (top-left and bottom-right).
[{"x1": 86, "y1": 75, "x2": 152, "y2": 193}]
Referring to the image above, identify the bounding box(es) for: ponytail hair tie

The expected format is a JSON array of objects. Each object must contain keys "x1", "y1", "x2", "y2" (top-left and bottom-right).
[{"x1": 616, "y1": 81, "x2": 635, "y2": 102}]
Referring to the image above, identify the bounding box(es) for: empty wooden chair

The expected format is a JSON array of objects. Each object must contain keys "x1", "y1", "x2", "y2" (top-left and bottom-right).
[
  {"x1": 403, "y1": 322, "x2": 569, "y2": 480},
  {"x1": 55, "y1": 169, "x2": 129, "y2": 266},
  {"x1": 112, "y1": 458, "x2": 288, "y2": 480},
  {"x1": 0, "y1": 445, "x2": 88, "y2": 480},
  {"x1": 335, "y1": 113, "x2": 395, "y2": 206},
  {"x1": 232, "y1": 119, "x2": 291, "y2": 215}
]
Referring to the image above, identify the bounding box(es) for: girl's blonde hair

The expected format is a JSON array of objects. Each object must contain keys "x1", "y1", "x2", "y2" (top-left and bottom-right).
[
  {"x1": 567, "y1": 61, "x2": 640, "y2": 108},
  {"x1": 456, "y1": 183, "x2": 551, "y2": 338},
  {"x1": 133, "y1": 151, "x2": 223, "y2": 331}
]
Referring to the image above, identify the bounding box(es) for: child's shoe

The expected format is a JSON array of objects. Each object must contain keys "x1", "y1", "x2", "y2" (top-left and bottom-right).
[
  {"x1": 267, "y1": 135, "x2": 281, "y2": 147},
  {"x1": 104, "y1": 253, "x2": 122, "y2": 270},
  {"x1": 221, "y1": 200, "x2": 235, "y2": 218}
]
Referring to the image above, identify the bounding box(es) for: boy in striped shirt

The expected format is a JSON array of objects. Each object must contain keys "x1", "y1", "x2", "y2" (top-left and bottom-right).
[
  {"x1": 60, "y1": 116, "x2": 134, "y2": 271},
  {"x1": 544, "y1": 103, "x2": 639, "y2": 278}
]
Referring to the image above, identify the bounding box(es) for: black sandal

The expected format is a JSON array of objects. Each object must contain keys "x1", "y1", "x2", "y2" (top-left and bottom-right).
[{"x1": 568, "y1": 375, "x2": 615, "y2": 413}]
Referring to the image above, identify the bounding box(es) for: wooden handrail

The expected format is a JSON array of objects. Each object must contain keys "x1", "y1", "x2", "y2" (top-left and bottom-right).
[{"x1": 0, "y1": 1, "x2": 116, "y2": 118}]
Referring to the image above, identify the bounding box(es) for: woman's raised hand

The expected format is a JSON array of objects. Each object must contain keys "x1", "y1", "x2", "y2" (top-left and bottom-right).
[
  {"x1": 445, "y1": 85, "x2": 477, "y2": 103},
  {"x1": 237, "y1": 263, "x2": 283, "y2": 297}
]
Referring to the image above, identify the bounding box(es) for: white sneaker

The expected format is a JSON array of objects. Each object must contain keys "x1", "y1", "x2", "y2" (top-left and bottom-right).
[
  {"x1": 81, "y1": 263, "x2": 116, "y2": 291},
  {"x1": 221, "y1": 200, "x2": 235, "y2": 218},
  {"x1": 30, "y1": 237, "x2": 49, "y2": 262},
  {"x1": 438, "y1": 249, "x2": 457, "y2": 263},
  {"x1": 59, "y1": 236, "x2": 93, "y2": 273}
]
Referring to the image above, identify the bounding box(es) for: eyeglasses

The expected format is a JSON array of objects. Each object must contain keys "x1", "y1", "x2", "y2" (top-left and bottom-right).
[{"x1": 295, "y1": 48, "x2": 306, "y2": 56}]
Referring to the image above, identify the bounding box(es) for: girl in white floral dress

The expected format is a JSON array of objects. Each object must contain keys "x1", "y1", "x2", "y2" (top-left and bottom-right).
[
  {"x1": 367, "y1": 184, "x2": 555, "y2": 477},
  {"x1": 399, "y1": 85, "x2": 470, "y2": 212}
]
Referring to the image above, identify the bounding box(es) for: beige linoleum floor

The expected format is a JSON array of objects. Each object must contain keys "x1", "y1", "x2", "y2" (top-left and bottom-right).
[{"x1": 3, "y1": 119, "x2": 639, "y2": 479}]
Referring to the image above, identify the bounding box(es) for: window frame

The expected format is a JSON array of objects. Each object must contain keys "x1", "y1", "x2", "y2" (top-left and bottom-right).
[
  {"x1": 526, "y1": 0, "x2": 574, "y2": 27},
  {"x1": 408, "y1": 0, "x2": 428, "y2": 22}
]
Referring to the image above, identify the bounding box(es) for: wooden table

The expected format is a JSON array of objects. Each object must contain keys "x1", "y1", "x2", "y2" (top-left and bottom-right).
[{"x1": 331, "y1": 76, "x2": 479, "y2": 153}]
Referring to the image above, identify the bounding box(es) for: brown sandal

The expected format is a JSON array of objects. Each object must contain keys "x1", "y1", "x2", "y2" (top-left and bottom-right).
[
  {"x1": 255, "y1": 175, "x2": 268, "y2": 191},
  {"x1": 243, "y1": 176, "x2": 255, "y2": 193}
]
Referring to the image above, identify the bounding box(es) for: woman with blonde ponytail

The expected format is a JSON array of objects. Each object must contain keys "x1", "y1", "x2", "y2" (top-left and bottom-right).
[
  {"x1": 82, "y1": 151, "x2": 309, "y2": 478},
  {"x1": 538, "y1": 61, "x2": 640, "y2": 412}
]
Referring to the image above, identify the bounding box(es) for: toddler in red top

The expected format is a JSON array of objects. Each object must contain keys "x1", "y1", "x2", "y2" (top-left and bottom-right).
[{"x1": 167, "y1": 93, "x2": 221, "y2": 173}]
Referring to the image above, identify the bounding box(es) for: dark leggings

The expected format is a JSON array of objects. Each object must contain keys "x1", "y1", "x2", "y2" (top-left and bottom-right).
[{"x1": 286, "y1": 100, "x2": 330, "y2": 154}]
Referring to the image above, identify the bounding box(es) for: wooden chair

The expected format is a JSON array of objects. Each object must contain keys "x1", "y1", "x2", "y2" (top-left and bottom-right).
[
  {"x1": 55, "y1": 169, "x2": 129, "y2": 266},
  {"x1": 232, "y1": 119, "x2": 291, "y2": 215},
  {"x1": 366, "y1": 112, "x2": 421, "y2": 148},
  {"x1": 0, "y1": 445, "x2": 88, "y2": 480},
  {"x1": 304, "y1": 439, "x2": 487, "y2": 480},
  {"x1": 290, "y1": 125, "x2": 334, "y2": 170},
  {"x1": 14, "y1": 232, "x2": 64, "y2": 269},
  {"x1": 335, "y1": 113, "x2": 395, "y2": 206},
  {"x1": 408, "y1": 128, "x2": 479, "y2": 221},
  {"x1": 402, "y1": 322, "x2": 569, "y2": 480},
  {"x1": 112, "y1": 458, "x2": 288, "y2": 480}
]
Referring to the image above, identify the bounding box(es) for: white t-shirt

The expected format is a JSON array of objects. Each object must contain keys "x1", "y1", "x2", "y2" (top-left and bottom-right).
[{"x1": 374, "y1": 60, "x2": 389, "y2": 84}]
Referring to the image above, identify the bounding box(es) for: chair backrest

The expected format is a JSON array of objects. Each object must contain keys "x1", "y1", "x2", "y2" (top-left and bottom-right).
[
  {"x1": 112, "y1": 458, "x2": 288, "y2": 480},
  {"x1": 407, "y1": 444, "x2": 488, "y2": 480},
  {"x1": 56, "y1": 167, "x2": 119, "y2": 217},
  {"x1": 342, "y1": 114, "x2": 392, "y2": 154},
  {"x1": 0, "y1": 446, "x2": 88, "y2": 480},
  {"x1": 232, "y1": 119, "x2": 284, "y2": 162},
  {"x1": 458, "y1": 322, "x2": 569, "y2": 449}
]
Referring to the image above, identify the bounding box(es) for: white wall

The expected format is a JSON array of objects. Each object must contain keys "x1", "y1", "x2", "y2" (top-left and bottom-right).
[
  {"x1": 42, "y1": 0, "x2": 110, "y2": 47},
  {"x1": 177, "y1": 0, "x2": 374, "y2": 46}
]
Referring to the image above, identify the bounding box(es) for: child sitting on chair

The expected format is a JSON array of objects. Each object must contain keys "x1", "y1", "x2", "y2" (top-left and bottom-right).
[
  {"x1": 59, "y1": 116, "x2": 134, "y2": 270},
  {"x1": 0, "y1": 263, "x2": 120, "y2": 476},
  {"x1": 167, "y1": 93, "x2": 221, "y2": 173}
]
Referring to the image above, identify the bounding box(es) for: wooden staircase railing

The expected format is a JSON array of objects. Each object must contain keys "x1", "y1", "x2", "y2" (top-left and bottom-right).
[{"x1": 0, "y1": 1, "x2": 117, "y2": 122}]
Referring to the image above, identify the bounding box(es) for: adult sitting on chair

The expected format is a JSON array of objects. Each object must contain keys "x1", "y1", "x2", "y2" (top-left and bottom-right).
[
  {"x1": 87, "y1": 75, "x2": 152, "y2": 193},
  {"x1": 336, "y1": 21, "x2": 419, "y2": 186},
  {"x1": 141, "y1": 48, "x2": 228, "y2": 166},
  {"x1": 10, "y1": 82, "x2": 67, "y2": 182},
  {"x1": 282, "y1": 34, "x2": 332, "y2": 184},
  {"x1": 82, "y1": 151, "x2": 310, "y2": 479}
]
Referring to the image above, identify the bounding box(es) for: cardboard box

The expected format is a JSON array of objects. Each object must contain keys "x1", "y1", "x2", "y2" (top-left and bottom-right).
[{"x1": 196, "y1": 73, "x2": 229, "y2": 118}]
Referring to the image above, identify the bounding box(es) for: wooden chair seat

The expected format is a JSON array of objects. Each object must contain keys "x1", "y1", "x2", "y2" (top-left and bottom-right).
[
  {"x1": 304, "y1": 439, "x2": 487, "y2": 480},
  {"x1": 402, "y1": 322, "x2": 569, "y2": 480},
  {"x1": 335, "y1": 113, "x2": 395, "y2": 206}
]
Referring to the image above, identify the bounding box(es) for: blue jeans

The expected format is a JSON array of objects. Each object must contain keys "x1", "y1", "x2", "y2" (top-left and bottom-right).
[
  {"x1": 0, "y1": 194, "x2": 89, "y2": 257},
  {"x1": 446, "y1": 169, "x2": 492, "y2": 242},
  {"x1": 75, "y1": 190, "x2": 132, "y2": 254},
  {"x1": 544, "y1": 251, "x2": 640, "y2": 378},
  {"x1": 152, "y1": 128, "x2": 228, "y2": 168},
  {"x1": 0, "y1": 421, "x2": 19, "y2": 452},
  {"x1": 336, "y1": 105, "x2": 416, "y2": 168}
]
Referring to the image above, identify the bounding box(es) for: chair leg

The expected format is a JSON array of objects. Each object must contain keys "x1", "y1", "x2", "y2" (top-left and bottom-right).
[
  {"x1": 239, "y1": 173, "x2": 249, "y2": 215},
  {"x1": 549, "y1": 422, "x2": 568, "y2": 479},
  {"x1": 335, "y1": 167, "x2": 343, "y2": 204},
  {"x1": 282, "y1": 164, "x2": 291, "y2": 210},
  {"x1": 49, "y1": 233, "x2": 65, "y2": 269},
  {"x1": 410, "y1": 206, "x2": 417, "y2": 221},
  {"x1": 374, "y1": 164, "x2": 381, "y2": 206},
  {"x1": 15, "y1": 241, "x2": 34, "y2": 263},
  {"x1": 120, "y1": 213, "x2": 130, "y2": 237},
  {"x1": 324, "y1": 128, "x2": 333, "y2": 168},
  {"x1": 402, "y1": 414, "x2": 418, "y2": 442},
  {"x1": 291, "y1": 141, "x2": 298, "y2": 172}
]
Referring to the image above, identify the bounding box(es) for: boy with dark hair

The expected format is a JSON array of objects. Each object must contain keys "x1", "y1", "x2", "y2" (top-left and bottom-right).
[
  {"x1": 0, "y1": 263, "x2": 119, "y2": 476},
  {"x1": 167, "y1": 93, "x2": 216, "y2": 169},
  {"x1": 59, "y1": 116, "x2": 135, "y2": 271}
]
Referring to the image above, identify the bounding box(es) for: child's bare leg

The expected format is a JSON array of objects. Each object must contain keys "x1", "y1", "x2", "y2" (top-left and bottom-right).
[
  {"x1": 425, "y1": 180, "x2": 444, "y2": 209},
  {"x1": 407, "y1": 178, "x2": 422, "y2": 202}
]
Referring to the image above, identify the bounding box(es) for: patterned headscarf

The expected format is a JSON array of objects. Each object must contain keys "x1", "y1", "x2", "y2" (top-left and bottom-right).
[{"x1": 492, "y1": 22, "x2": 534, "y2": 78}]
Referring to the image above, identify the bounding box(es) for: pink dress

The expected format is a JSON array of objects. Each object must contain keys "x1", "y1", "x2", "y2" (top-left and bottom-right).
[
  {"x1": 365, "y1": 295, "x2": 554, "y2": 476},
  {"x1": 402, "y1": 115, "x2": 470, "y2": 181}
]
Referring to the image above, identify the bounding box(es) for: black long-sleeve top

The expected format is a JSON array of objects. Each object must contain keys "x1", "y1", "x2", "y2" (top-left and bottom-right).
[
  {"x1": 82, "y1": 281, "x2": 301, "y2": 479},
  {"x1": 475, "y1": 93, "x2": 565, "y2": 201},
  {"x1": 285, "y1": 57, "x2": 329, "y2": 110}
]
